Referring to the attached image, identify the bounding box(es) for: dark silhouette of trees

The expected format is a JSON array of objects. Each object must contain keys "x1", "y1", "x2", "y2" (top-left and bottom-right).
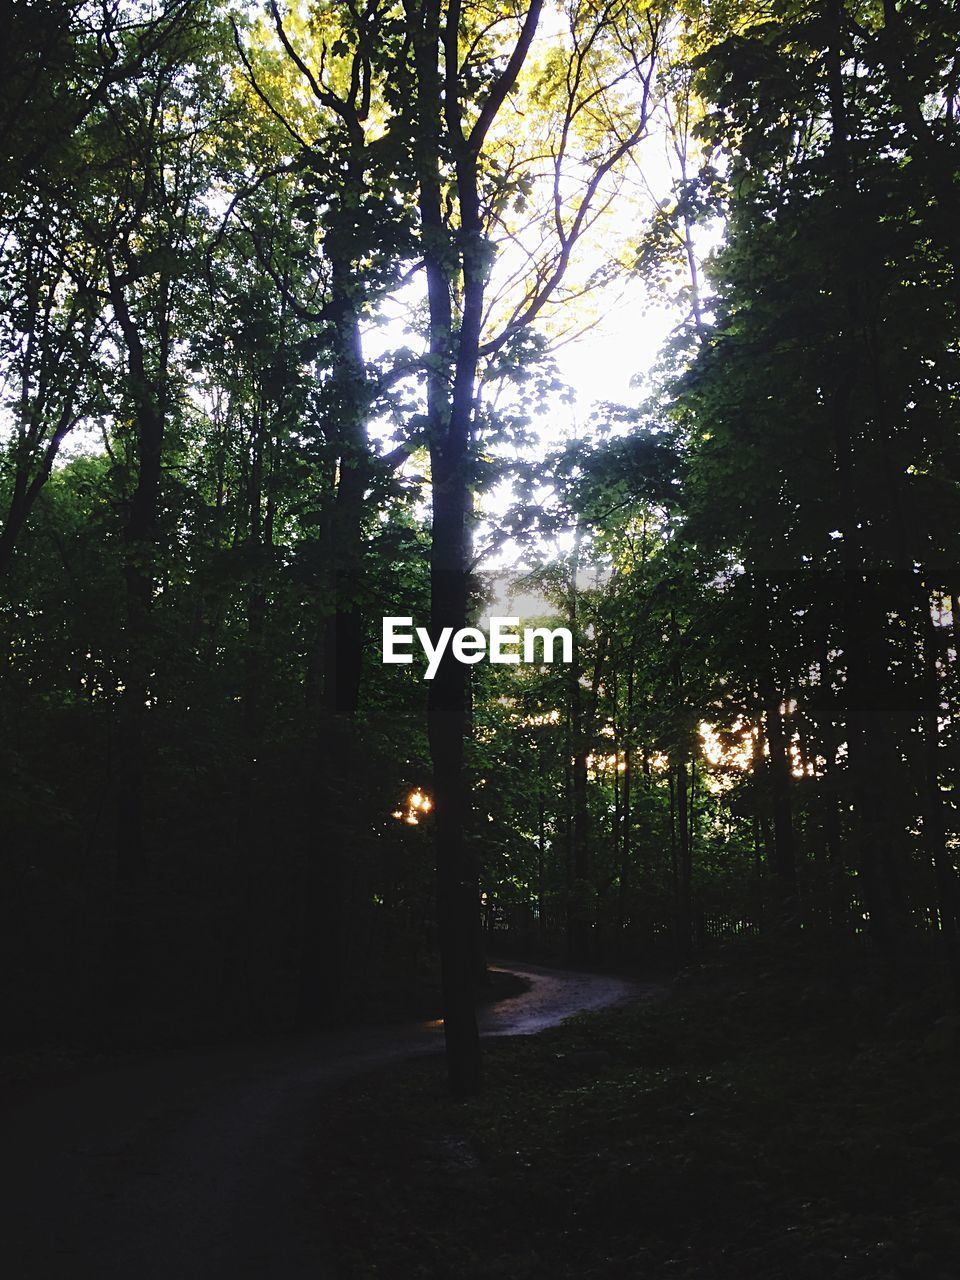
[{"x1": 2, "y1": 0, "x2": 960, "y2": 1086}]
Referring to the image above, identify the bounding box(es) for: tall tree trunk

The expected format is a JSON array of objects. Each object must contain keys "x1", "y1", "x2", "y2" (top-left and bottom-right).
[
  {"x1": 107, "y1": 262, "x2": 167, "y2": 1017},
  {"x1": 537, "y1": 740, "x2": 547, "y2": 943},
  {"x1": 676, "y1": 758, "x2": 692, "y2": 962},
  {"x1": 405, "y1": 0, "x2": 544, "y2": 1092},
  {"x1": 322, "y1": 255, "x2": 369, "y2": 718},
  {"x1": 759, "y1": 670, "x2": 800, "y2": 929},
  {"x1": 617, "y1": 661, "x2": 634, "y2": 952},
  {"x1": 407, "y1": 0, "x2": 480, "y2": 1095},
  {"x1": 566, "y1": 544, "x2": 591, "y2": 964},
  {"x1": 669, "y1": 605, "x2": 692, "y2": 960},
  {"x1": 428, "y1": 446, "x2": 480, "y2": 1094}
]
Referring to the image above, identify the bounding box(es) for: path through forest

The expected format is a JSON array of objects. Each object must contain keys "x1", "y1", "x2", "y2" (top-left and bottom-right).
[{"x1": 1, "y1": 962, "x2": 651, "y2": 1278}]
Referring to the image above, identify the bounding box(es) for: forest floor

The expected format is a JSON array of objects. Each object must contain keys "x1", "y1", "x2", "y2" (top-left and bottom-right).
[
  {"x1": 4, "y1": 951, "x2": 958, "y2": 1278},
  {"x1": 0, "y1": 961, "x2": 643, "y2": 1278},
  {"x1": 308, "y1": 947, "x2": 960, "y2": 1280}
]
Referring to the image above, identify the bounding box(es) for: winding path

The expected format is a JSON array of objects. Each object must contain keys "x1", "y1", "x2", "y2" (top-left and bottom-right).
[{"x1": 1, "y1": 962, "x2": 649, "y2": 1278}]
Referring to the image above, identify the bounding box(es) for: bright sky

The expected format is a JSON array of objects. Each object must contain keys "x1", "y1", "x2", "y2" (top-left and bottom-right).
[
  {"x1": 53, "y1": 2, "x2": 720, "y2": 572},
  {"x1": 362, "y1": 103, "x2": 712, "y2": 572},
  {"x1": 539, "y1": 276, "x2": 682, "y2": 409}
]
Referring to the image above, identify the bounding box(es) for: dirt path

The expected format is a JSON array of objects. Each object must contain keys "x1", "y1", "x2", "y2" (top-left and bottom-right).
[{"x1": 1, "y1": 962, "x2": 652, "y2": 1279}]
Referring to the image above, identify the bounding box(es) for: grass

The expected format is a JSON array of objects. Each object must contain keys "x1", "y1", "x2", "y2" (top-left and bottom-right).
[{"x1": 305, "y1": 948, "x2": 960, "y2": 1279}]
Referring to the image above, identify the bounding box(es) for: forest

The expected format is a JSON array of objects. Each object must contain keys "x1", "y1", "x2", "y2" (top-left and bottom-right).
[{"x1": 2, "y1": 0, "x2": 960, "y2": 1274}]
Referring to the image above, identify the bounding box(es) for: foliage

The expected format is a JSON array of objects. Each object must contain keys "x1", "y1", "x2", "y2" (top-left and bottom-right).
[{"x1": 1, "y1": 0, "x2": 959, "y2": 1051}]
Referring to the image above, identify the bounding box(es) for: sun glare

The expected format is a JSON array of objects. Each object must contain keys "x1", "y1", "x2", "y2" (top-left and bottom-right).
[{"x1": 394, "y1": 789, "x2": 433, "y2": 825}]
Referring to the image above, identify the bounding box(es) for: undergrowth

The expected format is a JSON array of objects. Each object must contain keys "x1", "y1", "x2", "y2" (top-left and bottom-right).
[{"x1": 308, "y1": 948, "x2": 960, "y2": 1279}]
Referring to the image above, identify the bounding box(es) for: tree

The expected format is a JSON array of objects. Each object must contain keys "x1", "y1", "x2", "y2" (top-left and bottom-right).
[
  {"x1": 670, "y1": 0, "x2": 960, "y2": 977},
  {"x1": 395, "y1": 0, "x2": 666, "y2": 1094},
  {"x1": 0, "y1": 0, "x2": 209, "y2": 569}
]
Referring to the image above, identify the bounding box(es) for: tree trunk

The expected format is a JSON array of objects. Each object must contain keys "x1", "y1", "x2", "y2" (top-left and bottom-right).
[
  {"x1": 428, "y1": 450, "x2": 481, "y2": 1095},
  {"x1": 108, "y1": 262, "x2": 167, "y2": 1019},
  {"x1": 760, "y1": 671, "x2": 800, "y2": 928},
  {"x1": 407, "y1": 0, "x2": 481, "y2": 1095},
  {"x1": 566, "y1": 547, "x2": 590, "y2": 964},
  {"x1": 0, "y1": 403, "x2": 77, "y2": 573},
  {"x1": 676, "y1": 758, "x2": 692, "y2": 962},
  {"x1": 322, "y1": 255, "x2": 369, "y2": 718},
  {"x1": 825, "y1": 1, "x2": 910, "y2": 960}
]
